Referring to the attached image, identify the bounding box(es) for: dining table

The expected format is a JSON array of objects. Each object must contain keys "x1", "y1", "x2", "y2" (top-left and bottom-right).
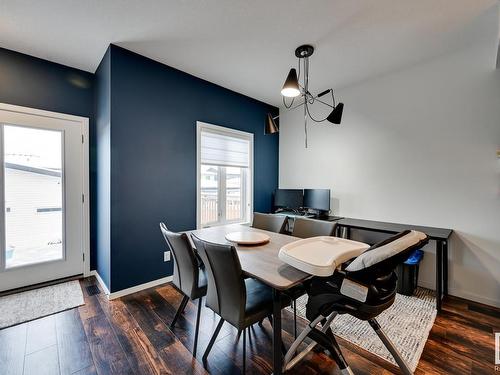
[{"x1": 187, "y1": 223, "x2": 310, "y2": 375}]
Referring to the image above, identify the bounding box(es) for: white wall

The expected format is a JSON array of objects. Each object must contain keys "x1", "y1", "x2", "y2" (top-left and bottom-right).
[{"x1": 279, "y1": 6, "x2": 500, "y2": 307}]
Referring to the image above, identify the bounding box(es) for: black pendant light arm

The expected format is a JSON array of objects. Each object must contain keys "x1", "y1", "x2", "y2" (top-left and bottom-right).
[
  {"x1": 304, "y1": 89, "x2": 342, "y2": 123},
  {"x1": 314, "y1": 95, "x2": 335, "y2": 109},
  {"x1": 317, "y1": 89, "x2": 331, "y2": 97},
  {"x1": 316, "y1": 98, "x2": 335, "y2": 109},
  {"x1": 304, "y1": 100, "x2": 329, "y2": 123},
  {"x1": 285, "y1": 93, "x2": 334, "y2": 111},
  {"x1": 282, "y1": 96, "x2": 295, "y2": 109},
  {"x1": 331, "y1": 89, "x2": 337, "y2": 107},
  {"x1": 289, "y1": 99, "x2": 306, "y2": 110}
]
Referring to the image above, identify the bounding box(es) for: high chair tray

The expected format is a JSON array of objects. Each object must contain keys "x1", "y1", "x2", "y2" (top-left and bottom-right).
[{"x1": 279, "y1": 236, "x2": 370, "y2": 276}]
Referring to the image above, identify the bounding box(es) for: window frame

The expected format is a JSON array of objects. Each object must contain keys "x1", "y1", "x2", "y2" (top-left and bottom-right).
[{"x1": 196, "y1": 121, "x2": 253, "y2": 229}]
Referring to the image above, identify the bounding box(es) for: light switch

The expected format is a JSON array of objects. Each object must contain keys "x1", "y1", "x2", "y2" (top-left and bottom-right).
[{"x1": 164, "y1": 251, "x2": 171, "y2": 262}]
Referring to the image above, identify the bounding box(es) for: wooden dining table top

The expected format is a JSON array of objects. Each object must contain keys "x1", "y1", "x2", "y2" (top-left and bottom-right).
[{"x1": 186, "y1": 224, "x2": 311, "y2": 291}]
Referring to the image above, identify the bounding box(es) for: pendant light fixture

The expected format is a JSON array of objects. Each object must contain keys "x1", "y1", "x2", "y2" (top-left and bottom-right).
[
  {"x1": 266, "y1": 44, "x2": 344, "y2": 147},
  {"x1": 326, "y1": 102, "x2": 343, "y2": 124},
  {"x1": 280, "y1": 68, "x2": 300, "y2": 97},
  {"x1": 265, "y1": 113, "x2": 279, "y2": 134}
]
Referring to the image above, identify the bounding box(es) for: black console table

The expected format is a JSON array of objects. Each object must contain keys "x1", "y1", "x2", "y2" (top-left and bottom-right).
[{"x1": 334, "y1": 218, "x2": 452, "y2": 311}]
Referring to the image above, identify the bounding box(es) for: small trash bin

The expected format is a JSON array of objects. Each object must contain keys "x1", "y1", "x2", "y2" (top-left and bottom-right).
[{"x1": 396, "y1": 249, "x2": 424, "y2": 296}]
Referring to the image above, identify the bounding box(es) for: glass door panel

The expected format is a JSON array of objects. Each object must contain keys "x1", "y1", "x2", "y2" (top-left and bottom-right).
[
  {"x1": 3, "y1": 125, "x2": 64, "y2": 268},
  {"x1": 226, "y1": 167, "x2": 243, "y2": 222},
  {"x1": 200, "y1": 164, "x2": 219, "y2": 227}
]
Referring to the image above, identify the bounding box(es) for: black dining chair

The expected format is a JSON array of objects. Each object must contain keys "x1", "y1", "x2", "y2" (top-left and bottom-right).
[
  {"x1": 252, "y1": 212, "x2": 287, "y2": 234},
  {"x1": 288, "y1": 217, "x2": 338, "y2": 336},
  {"x1": 191, "y1": 234, "x2": 291, "y2": 374},
  {"x1": 292, "y1": 217, "x2": 337, "y2": 238},
  {"x1": 159, "y1": 223, "x2": 207, "y2": 356},
  {"x1": 252, "y1": 212, "x2": 307, "y2": 338}
]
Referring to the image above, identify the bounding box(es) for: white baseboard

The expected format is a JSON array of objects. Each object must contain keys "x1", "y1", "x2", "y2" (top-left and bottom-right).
[
  {"x1": 88, "y1": 273, "x2": 500, "y2": 308},
  {"x1": 108, "y1": 276, "x2": 173, "y2": 300},
  {"x1": 89, "y1": 270, "x2": 110, "y2": 295},
  {"x1": 418, "y1": 280, "x2": 500, "y2": 308},
  {"x1": 89, "y1": 270, "x2": 172, "y2": 300},
  {"x1": 447, "y1": 287, "x2": 500, "y2": 308}
]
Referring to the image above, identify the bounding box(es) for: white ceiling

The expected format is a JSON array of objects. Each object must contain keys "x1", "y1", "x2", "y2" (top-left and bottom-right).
[{"x1": 0, "y1": 0, "x2": 497, "y2": 106}]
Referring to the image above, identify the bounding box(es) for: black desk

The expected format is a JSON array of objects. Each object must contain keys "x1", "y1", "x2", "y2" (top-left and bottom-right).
[{"x1": 334, "y1": 217, "x2": 452, "y2": 311}]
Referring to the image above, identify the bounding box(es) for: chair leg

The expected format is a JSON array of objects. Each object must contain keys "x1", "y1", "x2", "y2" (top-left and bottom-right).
[
  {"x1": 283, "y1": 312, "x2": 337, "y2": 372},
  {"x1": 242, "y1": 327, "x2": 246, "y2": 374},
  {"x1": 368, "y1": 319, "x2": 413, "y2": 375},
  {"x1": 308, "y1": 327, "x2": 352, "y2": 374},
  {"x1": 193, "y1": 297, "x2": 202, "y2": 356},
  {"x1": 203, "y1": 317, "x2": 225, "y2": 364},
  {"x1": 170, "y1": 295, "x2": 189, "y2": 329}
]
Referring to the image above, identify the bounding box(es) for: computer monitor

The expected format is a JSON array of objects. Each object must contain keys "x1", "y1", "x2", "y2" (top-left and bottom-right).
[
  {"x1": 303, "y1": 189, "x2": 330, "y2": 213},
  {"x1": 274, "y1": 189, "x2": 303, "y2": 210}
]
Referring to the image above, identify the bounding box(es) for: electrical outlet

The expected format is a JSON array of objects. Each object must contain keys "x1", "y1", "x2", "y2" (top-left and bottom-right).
[{"x1": 164, "y1": 251, "x2": 171, "y2": 262}]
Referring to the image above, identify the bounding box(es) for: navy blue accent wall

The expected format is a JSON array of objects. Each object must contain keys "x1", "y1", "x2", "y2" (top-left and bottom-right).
[
  {"x1": 94, "y1": 47, "x2": 112, "y2": 289},
  {"x1": 108, "y1": 45, "x2": 279, "y2": 292},
  {"x1": 0, "y1": 48, "x2": 94, "y2": 117},
  {"x1": 0, "y1": 47, "x2": 97, "y2": 270},
  {"x1": 0, "y1": 45, "x2": 279, "y2": 293}
]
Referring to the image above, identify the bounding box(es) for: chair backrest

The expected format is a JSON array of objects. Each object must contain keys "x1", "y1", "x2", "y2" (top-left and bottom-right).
[
  {"x1": 191, "y1": 234, "x2": 246, "y2": 326},
  {"x1": 292, "y1": 217, "x2": 337, "y2": 238},
  {"x1": 252, "y1": 212, "x2": 287, "y2": 233},
  {"x1": 345, "y1": 230, "x2": 429, "y2": 280},
  {"x1": 159, "y1": 223, "x2": 200, "y2": 298}
]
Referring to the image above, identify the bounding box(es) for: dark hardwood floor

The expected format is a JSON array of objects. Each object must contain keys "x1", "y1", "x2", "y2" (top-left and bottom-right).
[{"x1": 1, "y1": 277, "x2": 498, "y2": 375}]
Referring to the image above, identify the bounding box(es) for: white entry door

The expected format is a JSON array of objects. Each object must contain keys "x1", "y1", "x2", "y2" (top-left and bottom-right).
[{"x1": 0, "y1": 104, "x2": 89, "y2": 292}]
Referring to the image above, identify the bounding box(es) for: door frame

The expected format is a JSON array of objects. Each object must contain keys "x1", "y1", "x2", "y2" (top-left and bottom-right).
[{"x1": 0, "y1": 103, "x2": 90, "y2": 277}]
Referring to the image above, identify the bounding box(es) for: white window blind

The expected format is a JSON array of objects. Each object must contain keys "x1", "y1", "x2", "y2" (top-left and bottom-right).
[{"x1": 200, "y1": 129, "x2": 250, "y2": 168}]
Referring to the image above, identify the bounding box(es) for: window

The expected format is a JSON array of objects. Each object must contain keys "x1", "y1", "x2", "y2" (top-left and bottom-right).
[{"x1": 197, "y1": 122, "x2": 253, "y2": 228}]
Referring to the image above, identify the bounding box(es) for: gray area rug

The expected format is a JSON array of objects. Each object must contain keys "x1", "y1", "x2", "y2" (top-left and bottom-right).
[
  {"x1": 288, "y1": 287, "x2": 436, "y2": 371},
  {"x1": 0, "y1": 280, "x2": 84, "y2": 329}
]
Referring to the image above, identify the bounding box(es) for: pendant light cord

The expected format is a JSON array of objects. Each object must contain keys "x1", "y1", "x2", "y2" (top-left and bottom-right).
[
  {"x1": 304, "y1": 93, "x2": 308, "y2": 148},
  {"x1": 304, "y1": 57, "x2": 308, "y2": 148}
]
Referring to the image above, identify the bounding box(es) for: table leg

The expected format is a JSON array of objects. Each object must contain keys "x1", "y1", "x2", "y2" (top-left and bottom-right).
[
  {"x1": 436, "y1": 240, "x2": 443, "y2": 311},
  {"x1": 442, "y1": 240, "x2": 448, "y2": 296},
  {"x1": 272, "y1": 289, "x2": 283, "y2": 375},
  {"x1": 340, "y1": 226, "x2": 350, "y2": 239}
]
